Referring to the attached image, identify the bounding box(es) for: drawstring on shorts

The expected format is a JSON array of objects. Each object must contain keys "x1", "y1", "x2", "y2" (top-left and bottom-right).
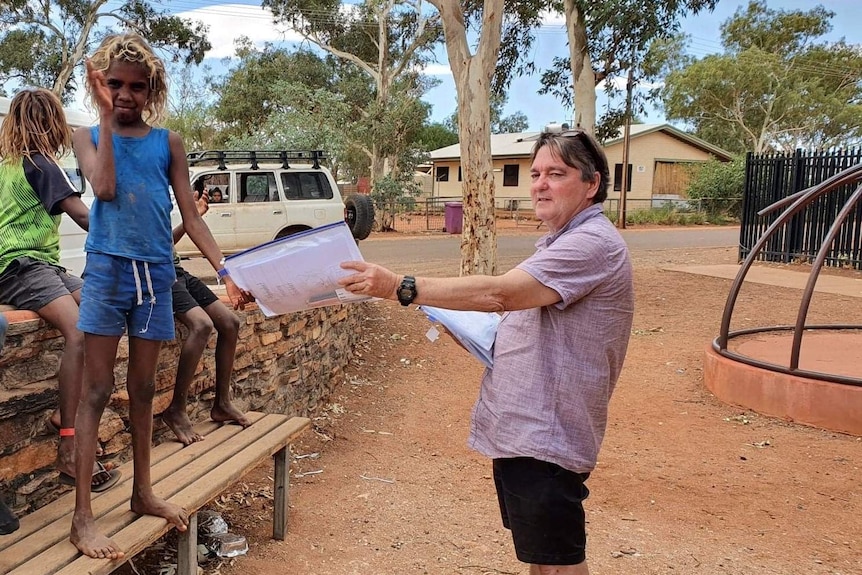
[{"x1": 131, "y1": 260, "x2": 156, "y2": 334}]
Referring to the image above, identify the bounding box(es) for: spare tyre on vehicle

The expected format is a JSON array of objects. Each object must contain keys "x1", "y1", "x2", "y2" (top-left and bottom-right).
[{"x1": 345, "y1": 193, "x2": 375, "y2": 240}]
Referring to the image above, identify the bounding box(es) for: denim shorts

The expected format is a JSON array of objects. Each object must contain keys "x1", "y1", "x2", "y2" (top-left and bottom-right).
[
  {"x1": 0, "y1": 257, "x2": 83, "y2": 311},
  {"x1": 493, "y1": 457, "x2": 591, "y2": 566},
  {"x1": 77, "y1": 252, "x2": 176, "y2": 341}
]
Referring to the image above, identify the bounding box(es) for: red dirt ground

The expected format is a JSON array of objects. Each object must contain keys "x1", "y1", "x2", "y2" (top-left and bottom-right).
[{"x1": 121, "y1": 239, "x2": 861, "y2": 575}]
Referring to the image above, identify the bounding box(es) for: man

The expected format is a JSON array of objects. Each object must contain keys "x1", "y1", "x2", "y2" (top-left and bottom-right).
[{"x1": 339, "y1": 127, "x2": 634, "y2": 574}]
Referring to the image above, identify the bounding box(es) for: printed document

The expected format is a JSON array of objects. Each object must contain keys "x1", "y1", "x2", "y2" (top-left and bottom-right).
[
  {"x1": 419, "y1": 306, "x2": 500, "y2": 368},
  {"x1": 222, "y1": 221, "x2": 371, "y2": 317}
]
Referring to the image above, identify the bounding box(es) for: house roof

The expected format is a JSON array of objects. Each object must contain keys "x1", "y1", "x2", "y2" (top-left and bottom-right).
[{"x1": 428, "y1": 123, "x2": 734, "y2": 162}]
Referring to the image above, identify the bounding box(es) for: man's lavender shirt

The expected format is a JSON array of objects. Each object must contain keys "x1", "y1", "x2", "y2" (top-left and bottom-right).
[{"x1": 468, "y1": 204, "x2": 634, "y2": 473}]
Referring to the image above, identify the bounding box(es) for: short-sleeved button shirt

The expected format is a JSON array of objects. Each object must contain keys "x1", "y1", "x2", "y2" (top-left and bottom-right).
[{"x1": 468, "y1": 204, "x2": 634, "y2": 473}]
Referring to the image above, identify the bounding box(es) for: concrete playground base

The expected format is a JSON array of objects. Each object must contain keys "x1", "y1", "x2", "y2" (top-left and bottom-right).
[{"x1": 704, "y1": 330, "x2": 862, "y2": 436}]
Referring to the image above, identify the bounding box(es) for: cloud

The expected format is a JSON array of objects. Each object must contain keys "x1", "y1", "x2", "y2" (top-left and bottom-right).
[
  {"x1": 423, "y1": 63, "x2": 452, "y2": 76},
  {"x1": 175, "y1": 3, "x2": 303, "y2": 59}
]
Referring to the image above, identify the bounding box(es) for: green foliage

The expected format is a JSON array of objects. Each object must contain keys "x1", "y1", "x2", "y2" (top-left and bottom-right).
[
  {"x1": 607, "y1": 205, "x2": 734, "y2": 226},
  {"x1": 370, "y1": 147, "x2": 428, "y2": 232},
  {"x1": 259, "y1": 0, "x2": 442, "y2": 186},
  {"x1": 0, "y1": 0, "x2": 210, "y2": 103},
  {"x1": 660, "y1": 1, "x2": 862, "y2": 152},
  {"x1": 537, "y1": 0, "x2": 718, "y2": 135},
  {"x1": 214, "y1": 44, "x2": 431, "y2": 184},
  {"x1": 163, "y1": 62, "x2": 218, "y2": 151},
  {"x1": 684, "y1": 157, "x2": 745, "y2": 216},
  {"x1": 415, "y1": 123, "x2": 458, "y2": 152},
  {"x1": 445, "y1": 92, "x2": 531, "y2": 134}
]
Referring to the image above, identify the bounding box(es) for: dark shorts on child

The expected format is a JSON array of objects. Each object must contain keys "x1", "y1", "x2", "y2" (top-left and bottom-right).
[
  {"x1": 0, "y1": 256, "x2": 83, "y2": 311},
  {"x1": 172, "y1": 266, "x2": 219, "y2": 315},
  {"x1": 493, "y1": 457, "x2": 591, "y2": 566},
  {"x1": 77, "y1": 252, "x2": 176, "y2": 341}
]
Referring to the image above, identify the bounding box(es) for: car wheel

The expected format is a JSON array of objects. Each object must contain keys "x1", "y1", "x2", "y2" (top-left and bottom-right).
[
  {"x1": 276, "y1": 226, "x2": 311, "y2": 239},
  {"x1": 344, "y1": 194, "x2": 375, "y2": 241}
]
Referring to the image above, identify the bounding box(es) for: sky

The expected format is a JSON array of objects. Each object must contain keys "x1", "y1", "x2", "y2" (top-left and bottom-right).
[{"x1": 74, "y1": 0, "x2": 862, "y2": 130}]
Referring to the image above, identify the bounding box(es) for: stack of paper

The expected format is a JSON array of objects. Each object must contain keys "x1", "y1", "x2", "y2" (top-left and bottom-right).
[
  {"x1": 419, "y1": 306, "x2": 501, "y2": 368},
  {"x1": 221, "y1": 221, "x2": 371, "y2": 317}
]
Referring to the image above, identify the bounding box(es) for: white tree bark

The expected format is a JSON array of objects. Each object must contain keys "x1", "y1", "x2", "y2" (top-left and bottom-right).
[
  {"x1": 565, "y1": 0, "x2": 597, "y2": 134},
  {"x1": 429, "y1": 0, "x2": 502, "y2": 275}
]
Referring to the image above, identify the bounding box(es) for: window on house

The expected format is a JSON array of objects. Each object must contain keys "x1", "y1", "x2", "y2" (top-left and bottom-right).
[
  {"x1": 458, "y1": 166, "x2": 462, "y2": 182},
  {"x1": 614, "y1": 164, "x2": 633, "y2": 192},
  {"x1": 503, "y1": 164, "x2": 519, "y2": 187},
  {"x1": 436, "y1": 166, "x2": 450, "y2": 182}
]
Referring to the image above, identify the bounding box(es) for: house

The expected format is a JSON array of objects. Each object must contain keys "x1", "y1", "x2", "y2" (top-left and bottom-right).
[{"x1": 427, "y1": 124, "x2": 734, "y2": 211}]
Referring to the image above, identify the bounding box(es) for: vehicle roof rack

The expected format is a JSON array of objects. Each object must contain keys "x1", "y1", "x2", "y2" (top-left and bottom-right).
[{"x1": 186, "y1": 150, "x2": 328, "y2": 170}]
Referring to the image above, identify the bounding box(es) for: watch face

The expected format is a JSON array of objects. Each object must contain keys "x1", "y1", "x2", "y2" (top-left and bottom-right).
[{"x1": 398, "y1": 277, "x2": 416, "y2": 305}]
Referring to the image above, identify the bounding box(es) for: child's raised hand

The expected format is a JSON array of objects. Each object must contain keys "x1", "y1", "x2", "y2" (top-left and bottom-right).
[
  {"x1": 194, "y1": 191, "x2": 209, "y2": 217},
  {"x1": 85, "y1": 60, "x2": 112, "y2": 112}
]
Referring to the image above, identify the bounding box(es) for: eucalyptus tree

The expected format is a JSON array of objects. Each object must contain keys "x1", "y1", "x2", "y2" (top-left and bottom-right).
[
  {"x1": 538, "y1": 0, "x2": 717, "y2": 136},
  {"x1": 262, "y1": 0, "x2": 443, "y2": 184},
  {"x1": 0, "y1": 0, "x2": 210, "y2": 104},
  {"x1": 214, "y1": 41, "x2": 429, "y2": 185},
  {"x1": 661, "y1": 1, "x2": 862, "y2": 153}
]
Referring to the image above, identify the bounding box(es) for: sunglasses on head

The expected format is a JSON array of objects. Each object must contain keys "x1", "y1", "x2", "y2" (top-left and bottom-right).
[{"x1": 539, "y1": 128, "x2": 604, "y2": 162}]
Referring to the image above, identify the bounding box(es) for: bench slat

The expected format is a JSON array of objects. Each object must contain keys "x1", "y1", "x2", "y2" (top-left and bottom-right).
[{"x1": 52, "y1": 416, "x2": 310, "y2": 575}]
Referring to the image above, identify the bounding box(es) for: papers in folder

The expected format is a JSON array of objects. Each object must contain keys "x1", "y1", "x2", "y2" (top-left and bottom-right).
[
  {"x1": 419, "y1": 306, "x2": 500, "y2": 369},
  {"x1": 221, "y1": 221, "x2": 371, "y2": 317}
]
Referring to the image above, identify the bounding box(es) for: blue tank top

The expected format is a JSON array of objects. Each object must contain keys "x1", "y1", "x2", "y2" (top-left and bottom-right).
[{"x1": 85, "y1": 127, "x2": 174, "y2": 263}]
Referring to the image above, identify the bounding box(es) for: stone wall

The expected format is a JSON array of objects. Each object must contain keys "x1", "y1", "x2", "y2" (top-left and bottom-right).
[{"x1": 0, "y1": 300, "x2": 364, "y2": 512}]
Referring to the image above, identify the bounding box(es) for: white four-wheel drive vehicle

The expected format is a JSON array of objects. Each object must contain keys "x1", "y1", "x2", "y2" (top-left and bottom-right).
[
  {"x1": 59, "y1": 149, "x2": 375, "y2": 273},
  {"x1": 173, "y1": 149, "x2": 374, "y2": 257}
]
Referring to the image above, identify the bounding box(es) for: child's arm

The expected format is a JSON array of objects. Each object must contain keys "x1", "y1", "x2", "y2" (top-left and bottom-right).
[
  {"x1": 58, "y1": 196, "x2": 90, "y2": 232},
  {"x1": 172, "y1": 190, "x2": 208, "y2": 245},
  {"x1": 72, "y1": 61, "x2": 116, "y2": 202},
  {"x1": 168, "y1": 131, "x2": 249, "y2": 310}
]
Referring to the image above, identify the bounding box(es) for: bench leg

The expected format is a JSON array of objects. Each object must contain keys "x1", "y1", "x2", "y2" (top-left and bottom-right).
[
  {"x1": 177, "y1": 511, "x2": 199, "y2": 575},
  {"x1": 273, "y1": 445, "x2": 289, "y2": 540}
]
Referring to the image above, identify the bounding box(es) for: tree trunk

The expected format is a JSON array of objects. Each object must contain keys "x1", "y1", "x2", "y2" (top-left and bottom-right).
[
  {"x1": 566, "y1": 0, "x2": 597, "y2": 135},
  {"x1": 430, "y1": 0, "x2": 502, "y2": 276}
]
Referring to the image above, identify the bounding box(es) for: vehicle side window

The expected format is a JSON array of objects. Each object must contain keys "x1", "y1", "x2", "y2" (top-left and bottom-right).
[
  {"x1": 280, "y1": 172, "x2": 334, "y2": 200},
  {"x1": 240, "y1": 172, "x2": 278, "y2": 202}
]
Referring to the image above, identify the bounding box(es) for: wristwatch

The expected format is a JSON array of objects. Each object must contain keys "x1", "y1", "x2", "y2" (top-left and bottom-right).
[{"x1": 397, "y1": 276, "x2": 417, "y2": 306}]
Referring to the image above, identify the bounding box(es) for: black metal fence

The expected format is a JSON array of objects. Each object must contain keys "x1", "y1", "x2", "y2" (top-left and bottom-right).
[{"x1": 741, "y1": 148, "x2": 862, "y2": 269}]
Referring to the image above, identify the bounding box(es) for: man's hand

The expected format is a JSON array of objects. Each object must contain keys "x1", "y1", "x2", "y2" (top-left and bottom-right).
[{"x1": 339, "y1": 261, "x2": 400, "y2": 301}]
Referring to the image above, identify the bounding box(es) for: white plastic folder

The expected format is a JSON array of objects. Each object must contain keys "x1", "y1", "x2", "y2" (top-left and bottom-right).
[
  {"x1": 418, "y1": 306, "x2": 501, "y2": 369},
  {"x1": 220, "y1": 221, "x2": 371, "y2": 317}
]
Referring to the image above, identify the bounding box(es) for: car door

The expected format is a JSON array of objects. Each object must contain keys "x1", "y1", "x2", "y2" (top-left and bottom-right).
[
  {"x1": 175, "y1": 172, "x2": 236, "y2": 255},
  {"x1": 233, "y1": 170, "x2": 286, "y2": 249}
]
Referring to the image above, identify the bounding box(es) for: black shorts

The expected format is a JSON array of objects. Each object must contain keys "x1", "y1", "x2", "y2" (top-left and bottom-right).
[
  {"x1": 172, "y1": 266, "x2": 219, "y2": 315},
  {"x1": 493, "y1": 457, "x2": 591, "y2": 566}
]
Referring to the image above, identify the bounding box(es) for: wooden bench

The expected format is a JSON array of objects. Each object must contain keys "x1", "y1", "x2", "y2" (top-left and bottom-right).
[{"x1": 0, "y1": 411, "x2": 310, "y2": 575}]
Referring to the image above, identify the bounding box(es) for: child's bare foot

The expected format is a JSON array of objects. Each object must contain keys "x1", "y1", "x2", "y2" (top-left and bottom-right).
[
  {"x1": 162, "y1": 408, "x2": 203, "y2": 446},
  {"x1": 71, "y1": 514, "x2": 125, "y2": 559},
  {"x1": 130, "y1": 493, "x2": 189, "y2": 531},
  {"x1": 211, "y1": 403, "x2": 251, "y2": 428}
]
